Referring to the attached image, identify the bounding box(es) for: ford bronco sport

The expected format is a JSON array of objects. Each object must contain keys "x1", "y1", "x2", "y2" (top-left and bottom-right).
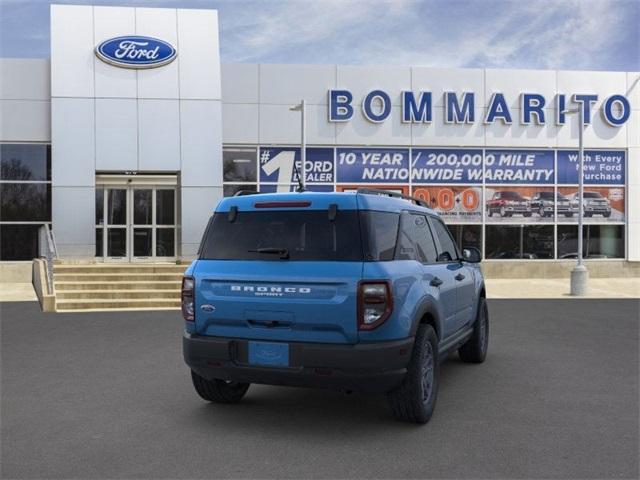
[{"x1": 182, "y1": 189, "x2": 488, "y2": 424}]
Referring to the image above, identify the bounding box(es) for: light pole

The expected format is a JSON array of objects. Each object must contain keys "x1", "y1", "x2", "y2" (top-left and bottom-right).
[
  {"x1": 564, "y1": 104, "x2": 588, "y2": 295},
  {"x1": 289, "y1": 100, "x2": 306, "y2": 191}
]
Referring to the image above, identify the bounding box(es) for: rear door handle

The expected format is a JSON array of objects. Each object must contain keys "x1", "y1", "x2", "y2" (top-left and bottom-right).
[
  {"x1": 430, "y1": 277, "x2": 443, "y2": 287},
  {"x1": 455, "y1": 273, "x2": 465, "y2": 281}
]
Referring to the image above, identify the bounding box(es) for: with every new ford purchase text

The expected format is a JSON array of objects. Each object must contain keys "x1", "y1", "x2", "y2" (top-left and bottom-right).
[{"x1": 182, "y1": 189, "x2": 488, "y2": 423}]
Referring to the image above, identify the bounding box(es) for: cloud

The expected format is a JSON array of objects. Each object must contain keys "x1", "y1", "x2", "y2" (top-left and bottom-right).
[{"x1": 0, "y1": 0, "x2": 637, "y2": 70}]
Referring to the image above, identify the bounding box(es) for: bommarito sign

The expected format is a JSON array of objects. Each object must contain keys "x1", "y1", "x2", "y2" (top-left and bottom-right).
[{"x1": 328, "y1": 90, "x2": 631, "y2": 127}]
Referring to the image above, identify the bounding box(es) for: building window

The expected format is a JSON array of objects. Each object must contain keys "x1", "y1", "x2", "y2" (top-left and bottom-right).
[
  {"x1": 0, "y1": 144, "x2": 51, "y2": 261},
  {"x1": 223, "y1": 147, "x2": 257, "y2": 182},
  {"x1": 485, "y1": 225, "x2": 554, "y2": 259},
  {"x1": 0, "y1": 224, "x2": 41, "y2": 261},
  {"x1": 1, "y1": 144, "x2": 51, "y2": 181},
  {"x1": 557, "y1": 225, "x2": 624, "y2": 259}
]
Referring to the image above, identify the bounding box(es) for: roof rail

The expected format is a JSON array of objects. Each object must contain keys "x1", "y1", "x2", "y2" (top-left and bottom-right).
[
  {"x1": 233, "y1": 190, "x2": 261, "y2": 197},
  {"x1": 356, "y1": 188, "x2": 430, "y2": 208}
]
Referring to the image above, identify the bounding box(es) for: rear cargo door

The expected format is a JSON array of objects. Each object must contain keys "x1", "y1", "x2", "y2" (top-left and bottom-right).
[
  {"x1": 194, "y1": 205, "x2": 363, "y2": 344},
  {"x1": 194, "y1": 261, "x2": 361, "y2": 344}
]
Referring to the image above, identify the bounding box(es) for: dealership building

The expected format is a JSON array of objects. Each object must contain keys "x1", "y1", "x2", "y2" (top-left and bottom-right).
[{"x1": 1, "y1": 4, "x2": 639, "y2": 274}]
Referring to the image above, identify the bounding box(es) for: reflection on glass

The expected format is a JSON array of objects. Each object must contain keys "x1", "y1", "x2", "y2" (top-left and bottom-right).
[
  {"x1": 156, "y1": 228, "x2": 175, "y2": 257},
  {"x1": 223, "y1": 184, "x2": 257, "y2": 197},
  {"x1": 223, "y1": 148, "x2": 257, "y2": 182},
  {"x1": 133, "y1": 190, "x2": 152, "y2": 225},
  {"x1": 0, "y1": 183, "x2": 51, "y2": 221},
  {"x1": 557, "y1": 225, "x2": 624, "y2": 259},
  {"x1": 95, "y1": 188, "x2": 104, "y2": 225},
  {"x1": 447, "y1": 225, "x2": 482, "y2": 254},
  {"x1": 95, "y1": 228, "x2": 103, "y2": 257},
  {"x1": 107, "y1": 189, "x2": 127, "y2": 225},
  {"x1": 0, "y1": 144, "x2": 51, "y2": 181},
  {"x1": 486, "y1": 225, "x2": 553, "y2": 259},
  {"x1": 0, "y1": 224, "x2": 40, "y2": 260},
  {"x1": 156, "y1": 190, "x2": 175, "y2": 225},
  {"x1": 133, "y1": 228, "x2": 152, "y2": 257},
  {"x1": 107, "y1": 228, "x2": 126, "y2": 257}
]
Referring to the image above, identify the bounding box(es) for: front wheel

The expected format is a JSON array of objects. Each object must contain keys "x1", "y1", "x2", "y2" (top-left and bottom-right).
[
  {"x1": 387, "y1": 325, "x2": 439, "y2": 424},
  {"x1": 191, "y1": 370, "x2": 250, "y2": 404},
  {"x1": 459, "y1": 297, "x2": 489, "y2": 363}
]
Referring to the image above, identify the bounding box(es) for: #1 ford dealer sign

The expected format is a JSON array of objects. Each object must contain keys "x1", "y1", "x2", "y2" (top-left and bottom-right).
[{"x1": 95, "y1": 35, "x2": 177, "y2": 69}]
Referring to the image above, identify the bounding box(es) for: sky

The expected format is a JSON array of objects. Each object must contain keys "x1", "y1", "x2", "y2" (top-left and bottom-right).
[{"x1": 0, "y1": 0, "x2": 638, "y2": 71}]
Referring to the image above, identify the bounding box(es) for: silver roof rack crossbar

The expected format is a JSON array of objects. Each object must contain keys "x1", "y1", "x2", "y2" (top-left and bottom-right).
[
  {"x1": 233, "y1": 190, "x2": 261, "y2": 197},
  {"x1": 356, "y1": 188, "x2": 430, "y2": 208}
]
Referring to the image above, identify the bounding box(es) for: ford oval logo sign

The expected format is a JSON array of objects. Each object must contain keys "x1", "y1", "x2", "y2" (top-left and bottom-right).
[{"x1": 95, "y1": 36, "x2": 177, "y2": 69}]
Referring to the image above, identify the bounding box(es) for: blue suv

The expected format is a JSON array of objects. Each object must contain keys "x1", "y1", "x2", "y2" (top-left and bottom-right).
[{"x1": 182, "y1": 189, "x2": 488, "y2": 423}]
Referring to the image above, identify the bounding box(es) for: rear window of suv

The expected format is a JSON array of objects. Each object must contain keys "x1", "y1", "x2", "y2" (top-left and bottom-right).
[
  {"x1": 199, "y1": 209, "x2": 404, "y2": 262},
  {"x1": 200, "y1": 210, "x2": 363, "y2": 261}
]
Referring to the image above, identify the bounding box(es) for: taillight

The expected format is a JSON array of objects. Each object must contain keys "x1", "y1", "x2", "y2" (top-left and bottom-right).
[
  {"x1": 182, "y1": 276, "x2": 195, "y2": 322},
  {"x1": 358, "y1": 281, "x2": 393, "y2": 330}
]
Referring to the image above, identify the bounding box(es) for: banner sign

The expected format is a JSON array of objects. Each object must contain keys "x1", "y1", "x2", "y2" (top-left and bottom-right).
[
  {"x1": 413, "y1": 186, "x2": 482, "y2": 222},
  {"x1": 411, "y1": 149, "x2": 483, "y2": 184},
  {"x1": 557, "y1": 187, "x2": 624, "y2": 223},
  {"x1": 484, "y1": 150, "x2": 554, "y2": 184},
  {"x1": 336, "y1": 148, "x2": 410, "y2": 183},
  {"x1": 557, "y1": 150, "x2": 625, "y2": 185},
  {"x1": 259, "y1": 147, "x2": 334, "y2": 184}
]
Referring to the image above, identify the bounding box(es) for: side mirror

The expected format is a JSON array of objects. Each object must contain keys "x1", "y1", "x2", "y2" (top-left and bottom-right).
[{"x1": 462, "y1": 246, "x2": 481, "y2": 263}]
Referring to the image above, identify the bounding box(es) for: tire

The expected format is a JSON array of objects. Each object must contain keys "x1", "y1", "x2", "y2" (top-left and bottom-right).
[
  {"x1": 459, "y1": 297, "x2": 489, "y2": 364},
  {"x1": 191, "y1": 370, "x2": 250, "y2": 404},
  {"x1": 565, "y1": 213, "x2": 573, "y2": 218},
  {"x1": 387, "y1": 325, "x2": 439, "y2": 424},
  {"x1": 603, "y1": 211, "x2": 611, "y2": 218},
  {"x1": 487, "y1": 207, "x2": 493, "y2": 217},
  {"x1": 523, "y1": 212, "x2": 532, "y2": 217}
]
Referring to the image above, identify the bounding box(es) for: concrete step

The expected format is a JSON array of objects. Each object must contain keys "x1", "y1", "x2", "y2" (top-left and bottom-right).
[
  {"x1": 54, "y1": 264, "x2": 187, "y2": 274},
  {"x1": 55, "y1": 298, "x2": 181, "y2": 311},
  {"x1": 55, "y1": 281, "x2": 181, "y2": 291},
  {"x1": 54, "y1": 273, "x2": 184, "y2": 282},
  {"x1": 56, "y1": 290, "x2": 180, "y2": 300}
]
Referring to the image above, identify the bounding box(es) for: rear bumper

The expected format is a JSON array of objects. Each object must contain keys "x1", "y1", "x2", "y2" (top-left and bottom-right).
[{"x1": 183, "y1": 332, "x2": 413, "y2": 393}]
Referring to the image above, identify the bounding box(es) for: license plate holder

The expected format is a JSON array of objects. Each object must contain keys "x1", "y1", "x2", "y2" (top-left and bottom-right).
[{"x1": 248, "y1": 341, "x2": 290, "y2": 367}]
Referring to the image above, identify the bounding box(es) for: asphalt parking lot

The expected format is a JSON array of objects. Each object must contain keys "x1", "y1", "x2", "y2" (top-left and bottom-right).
[{"x1": 1, "y1": 299, "x2": 638, "y2": 479}]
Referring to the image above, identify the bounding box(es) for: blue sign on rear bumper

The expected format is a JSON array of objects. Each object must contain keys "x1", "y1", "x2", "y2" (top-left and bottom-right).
[{"x1": 248, "y1": 341, "x2": 289, "y2": 367}]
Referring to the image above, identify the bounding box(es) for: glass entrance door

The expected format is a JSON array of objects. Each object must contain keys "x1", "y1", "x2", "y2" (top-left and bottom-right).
[{"x1": 96, "y1": 185, "x2": 176, "y2": 262}]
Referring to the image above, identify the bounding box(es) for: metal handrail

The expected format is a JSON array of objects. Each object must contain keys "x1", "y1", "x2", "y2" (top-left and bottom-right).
[{"x1": 38, "y1": 224, "x2": 58, "y2": 294}]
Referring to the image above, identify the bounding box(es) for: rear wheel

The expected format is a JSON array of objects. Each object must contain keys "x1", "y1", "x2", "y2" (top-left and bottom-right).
[
  {"x1": 387, "y1": 325, "x2": 439, "y2": 424},
  {"x1": 191, "y1": 370, "x2": 250, "y2": 404},
  {"x1": 459, "y1": 297, "x2": 489, "y2": 363}
]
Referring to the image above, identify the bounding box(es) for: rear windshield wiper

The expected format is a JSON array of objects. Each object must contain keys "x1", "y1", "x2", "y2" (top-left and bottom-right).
[{"x1": 248, "y1": 247, "x2": 290, "y2": 259}]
